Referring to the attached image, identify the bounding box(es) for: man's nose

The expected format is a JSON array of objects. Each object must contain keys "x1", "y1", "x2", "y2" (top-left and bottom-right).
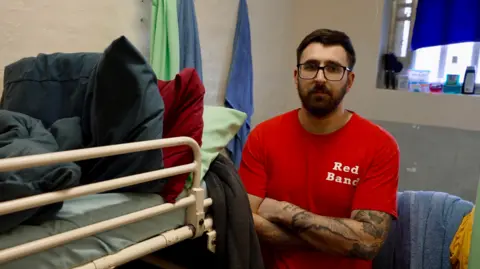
[{"x1": 315, "y1": 68, "x2": 327, "y2": 82}]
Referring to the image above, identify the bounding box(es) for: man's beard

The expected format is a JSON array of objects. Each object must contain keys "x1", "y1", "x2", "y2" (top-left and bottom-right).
[{"x1": 297, "y1": 82, "x2": 347, "y2": 118}]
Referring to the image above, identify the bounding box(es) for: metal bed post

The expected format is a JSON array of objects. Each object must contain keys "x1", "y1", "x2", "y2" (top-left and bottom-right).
[{"x1": 186, "y1": 138, "x2": 206, "y2": 237}]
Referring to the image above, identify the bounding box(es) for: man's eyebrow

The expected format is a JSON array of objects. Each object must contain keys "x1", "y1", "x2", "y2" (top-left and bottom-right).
[
  {"x1": 302, "y1": 59, "x2": 346, "y2": 67},
  {"x1": 323, "y1": 60, "x2": 344, "y2": 67}
]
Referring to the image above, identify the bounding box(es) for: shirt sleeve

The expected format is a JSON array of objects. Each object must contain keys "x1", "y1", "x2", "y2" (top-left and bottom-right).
[
  {"x1": 238, "y1": 126, "x2": 268, "y2": 198},
  {"x1": 351, "y1": 134, "x2": 400, "y2": 219}
]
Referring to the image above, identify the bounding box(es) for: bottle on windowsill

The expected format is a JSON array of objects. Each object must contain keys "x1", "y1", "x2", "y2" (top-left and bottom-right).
[{"x1": 462, "y1": 66, "x2": 476, "y2": 95}]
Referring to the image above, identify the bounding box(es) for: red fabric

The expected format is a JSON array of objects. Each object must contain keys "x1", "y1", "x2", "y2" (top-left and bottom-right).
[
  {"x1": 158, "y1": 68, "x2": 205, "y2": 203},
  {"x1": 239, "y1": 109, "x2": 399, "y2": 269}
]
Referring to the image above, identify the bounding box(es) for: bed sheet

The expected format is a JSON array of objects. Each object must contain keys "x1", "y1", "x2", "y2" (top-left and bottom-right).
[{"x1": 0, "y1": 181, "x2": 208, "y2": 269}]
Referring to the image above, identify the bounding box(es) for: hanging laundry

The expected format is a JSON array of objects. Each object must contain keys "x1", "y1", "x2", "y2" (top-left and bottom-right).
[
  {"x1": 150, "y1": 0, "x2": 180, "y2": 80},
  {"x1": 177, "y1": 0, "x2": 203, "y2": 80},
  {"x1": 225, "y1": 0, "x2": 253, "y2": 168},
  {"x1": 411, "y1": 0, "x2": 480, "y2": 50}
]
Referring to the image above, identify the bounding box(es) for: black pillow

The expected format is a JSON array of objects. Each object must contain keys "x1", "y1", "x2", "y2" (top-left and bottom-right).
[{"x1": 80, "y1": 36, "x2": 166, "y2": 193}]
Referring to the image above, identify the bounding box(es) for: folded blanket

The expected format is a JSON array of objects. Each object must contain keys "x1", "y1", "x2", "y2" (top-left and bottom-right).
[{"x1": 374, "y1": 191, "x2": 474, "y2": 269}]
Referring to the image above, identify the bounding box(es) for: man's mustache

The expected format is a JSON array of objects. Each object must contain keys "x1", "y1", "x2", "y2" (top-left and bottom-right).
[{"x1": 308, "y1": 85, "x2": 331, "y2": 96}]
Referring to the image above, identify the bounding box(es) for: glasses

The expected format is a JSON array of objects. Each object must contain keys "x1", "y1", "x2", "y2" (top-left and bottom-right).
[{"x1": 297, "y1": 62, "x2": 351, "y2": 81}]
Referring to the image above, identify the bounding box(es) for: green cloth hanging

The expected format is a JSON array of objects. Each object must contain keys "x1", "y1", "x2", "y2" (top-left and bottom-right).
[{"x1": 150, "y1": 0, "x2": 180, "y2": 80}]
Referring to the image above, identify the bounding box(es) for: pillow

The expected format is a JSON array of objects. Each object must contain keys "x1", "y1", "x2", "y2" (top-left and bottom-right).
[
  {"x1": 159, "y1": 68, "x2": 205, "y2": 203},
  {"x1": 1, "y1": 52, "x2": 101, "y2": 128},
  {"x1": 184, "y1": 105, "x2": 247, "y2": 189},
  {"x1": 80, "y1": 36, "x2": 165, "y2": 193}
]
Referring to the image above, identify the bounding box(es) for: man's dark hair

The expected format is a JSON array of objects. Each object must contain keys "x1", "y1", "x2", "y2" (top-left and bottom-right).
[{"x1": 296, "y1": 29, "x2": 356, "y2": 70}]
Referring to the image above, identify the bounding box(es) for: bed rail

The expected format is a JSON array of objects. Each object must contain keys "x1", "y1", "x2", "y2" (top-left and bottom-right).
[{"x1": 0, "y1": 137, "x2": 213, "y2": 267}]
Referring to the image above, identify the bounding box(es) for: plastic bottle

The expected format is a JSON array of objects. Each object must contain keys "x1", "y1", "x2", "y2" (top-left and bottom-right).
[{"x1": 462, "y1": 66, "x2": 476, "y2": 95}]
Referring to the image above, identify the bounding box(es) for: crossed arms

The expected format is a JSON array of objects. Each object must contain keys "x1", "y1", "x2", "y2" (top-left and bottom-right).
[{"x1": 249, "y1": 195, "x2": 392, "y2": 260}]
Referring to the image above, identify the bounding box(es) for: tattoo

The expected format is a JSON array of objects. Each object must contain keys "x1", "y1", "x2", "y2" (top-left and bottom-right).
[
  {"x1": 252, "y1": 213, "x2": 310, "y2": 250},
  {"x1": 280, "y1": 203, "x2": 392, "y2": 260},
  {"x1": 282, "y1": 203, "x2": 301, "y2": 211},
  {"x1": 348, "y1": 210, "x2": 392, "y2": 259},
  {"x1": 347, "y1": 242, "x2": 381, "y2": 260},
  {"x1": 353, "y1": 210, "x2": 391, "y2": 239},
  {"x1": 290, "y1": 210, "x2": 359, "y2": 242}
]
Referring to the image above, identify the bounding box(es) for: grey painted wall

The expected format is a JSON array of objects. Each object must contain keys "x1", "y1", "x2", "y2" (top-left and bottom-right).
[{"x1": 375, "y1": 121, "x2": 480, "y2": 202}]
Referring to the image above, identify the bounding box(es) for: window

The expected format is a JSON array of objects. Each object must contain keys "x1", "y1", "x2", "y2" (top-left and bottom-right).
[{"x1": 389, "y1": 0, "x2": 480, "y2": 85}]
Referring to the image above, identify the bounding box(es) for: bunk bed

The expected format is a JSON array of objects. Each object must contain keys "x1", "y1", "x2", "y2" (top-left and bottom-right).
[{"x1": 0, "y1": 36, "x2": 263, "y2": 269}]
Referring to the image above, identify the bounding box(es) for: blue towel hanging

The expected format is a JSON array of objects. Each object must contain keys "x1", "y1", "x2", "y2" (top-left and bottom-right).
[
  {"x1": 225, "y1": 0, "x2": 253, "y2": 168},
  {"x1": 177, "y1": 0, "x2": 203, "y2": 80}
]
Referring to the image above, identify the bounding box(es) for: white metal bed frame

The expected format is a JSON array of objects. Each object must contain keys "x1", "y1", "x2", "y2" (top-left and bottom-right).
[{"x1": 0, "y1": 136, "x2": 215, "y2": 269}]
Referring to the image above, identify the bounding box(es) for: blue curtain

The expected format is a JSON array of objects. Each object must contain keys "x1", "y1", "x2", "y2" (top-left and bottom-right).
[
  {"x1": 177, "y1": 0, "x2": 203, "y2": 80},
  {"x1": 225, "y1": 0, "x2": 253, "y2": 168},
  {"x1": 411, "y1": 0, "x2": 480, "y2": 50}
]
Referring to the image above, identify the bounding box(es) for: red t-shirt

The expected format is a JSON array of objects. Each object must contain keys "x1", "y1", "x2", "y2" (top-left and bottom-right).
[{"x1": 239, "y1": 109, "x2": 399, "y2": 269}]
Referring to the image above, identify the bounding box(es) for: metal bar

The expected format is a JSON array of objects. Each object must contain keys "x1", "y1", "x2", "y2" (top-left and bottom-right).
[
  {"x1": 0, "y1": 137, "x2": 198, "y2": 173},
  {"x1": 0, "y1": 163, "x2": 195, "y2": 217},
  {"x1": 0, "y1": 136, "x2": 202, "y2": 216},
  {"x1": 0, "y1": 136, "x2": 208, "y2": 265},
  {"x1": 73, "y1": 218, "x2": 214, "y2": 269},
  {"x1": 0, "y1": 197, "x2": 213, "y2": 264}
]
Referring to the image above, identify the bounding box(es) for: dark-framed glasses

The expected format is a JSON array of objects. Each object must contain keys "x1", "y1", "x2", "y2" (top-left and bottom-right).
[{"x1": 297, "y1": 62, "x2": 351, "y2": 81}]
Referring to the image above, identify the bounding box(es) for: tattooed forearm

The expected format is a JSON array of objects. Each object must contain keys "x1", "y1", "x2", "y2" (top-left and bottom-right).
[
  {"x1": 348, "y1": 242, "x2": 381, "y2": 260},
  {"x1": 252, "y1": 213, "x2": 311, "y2": 250},
  {"x1": 275, "y1": 204, "x2": 392, "y2": 260},
  {"x1": 353, "y1": 210, "x2": 390, "y2": 239}
]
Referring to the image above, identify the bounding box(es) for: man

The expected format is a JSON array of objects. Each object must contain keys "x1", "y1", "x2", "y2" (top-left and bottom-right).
[{"x1": 239, "y1": 29, "x2": 400, "y2": 269}]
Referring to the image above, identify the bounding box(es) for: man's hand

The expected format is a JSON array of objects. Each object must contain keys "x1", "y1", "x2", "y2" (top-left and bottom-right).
[
  {"x1": 259, "y1": 198, "x2": 392, "y2": 260},
  {"x1": 248, "y1": 195, "x2": 311, "y2": 250}
]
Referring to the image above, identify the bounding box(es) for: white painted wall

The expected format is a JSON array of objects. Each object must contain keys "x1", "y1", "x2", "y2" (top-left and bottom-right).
[
  {"x1": 1, "y1": 0, "x2": 479, "y2": 131},
  {"x1": 0, "y1": 0, "x2": 150, "y2": 87}
]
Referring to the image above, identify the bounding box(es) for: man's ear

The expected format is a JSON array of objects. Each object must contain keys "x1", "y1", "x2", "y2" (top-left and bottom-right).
[
  {"x1": 347, "y1": 72, "x2": 355, "y2": 90},
  {"x1": 294, "y1": 68, "x2": 299, "y2": 87}
]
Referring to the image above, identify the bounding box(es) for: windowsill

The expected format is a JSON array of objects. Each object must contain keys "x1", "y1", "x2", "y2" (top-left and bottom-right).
[{"x1": 377, "y1": 84, "x2": 480, "y2": 96}]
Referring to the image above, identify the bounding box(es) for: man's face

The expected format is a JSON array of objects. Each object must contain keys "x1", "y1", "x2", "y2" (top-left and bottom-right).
[{"x1": 294, "y1": 43, "x2": 355, "y2": 118}]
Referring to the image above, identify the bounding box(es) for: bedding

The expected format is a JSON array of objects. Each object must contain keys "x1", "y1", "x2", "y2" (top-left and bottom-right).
[
  {"x1": 159, "y1": 68, "x2": 205, "y2": 203},
  {"x1": 153, "y1": 154, "x2": 263, "y2": 269},
  {"x1": 0, "y1": 110, "x2": 81, "y2": 233},
  {"x1": 0, "y1": 181, "x2": 207, "y2": 269},
  {"x1": 0, "y1": 36, "x2": 166, "y2": 231},
  {"x1": 184, "y1": 105, "x2": 247, "y2": 190},
  {"x1": 204, "y1": 154, "x2": 263, "y2": 269}
]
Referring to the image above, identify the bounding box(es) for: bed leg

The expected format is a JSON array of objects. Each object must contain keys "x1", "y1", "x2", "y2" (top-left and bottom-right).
[
  {"x1": 186, "y1": 187, "x2": 205, "y2": 238},
  {"x1": 206, "y1": 230, "x2": 216, "y2": 253}
]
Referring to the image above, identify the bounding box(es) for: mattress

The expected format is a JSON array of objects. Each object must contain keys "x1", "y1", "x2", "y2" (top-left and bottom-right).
[{"x1": 0, "y1": 181, "x2": 208, "y2": 269}]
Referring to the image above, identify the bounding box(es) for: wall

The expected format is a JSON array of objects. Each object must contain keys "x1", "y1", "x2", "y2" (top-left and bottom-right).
[
  {"x1": 196, "y1": 0, "x2": 298, "y2": 124},
  {"x1": 0, "y1": 0, "x2": 478, "y2": 201},
  {"x1": 0, "y1": 0, "x2": 150, "y2": 90}
]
